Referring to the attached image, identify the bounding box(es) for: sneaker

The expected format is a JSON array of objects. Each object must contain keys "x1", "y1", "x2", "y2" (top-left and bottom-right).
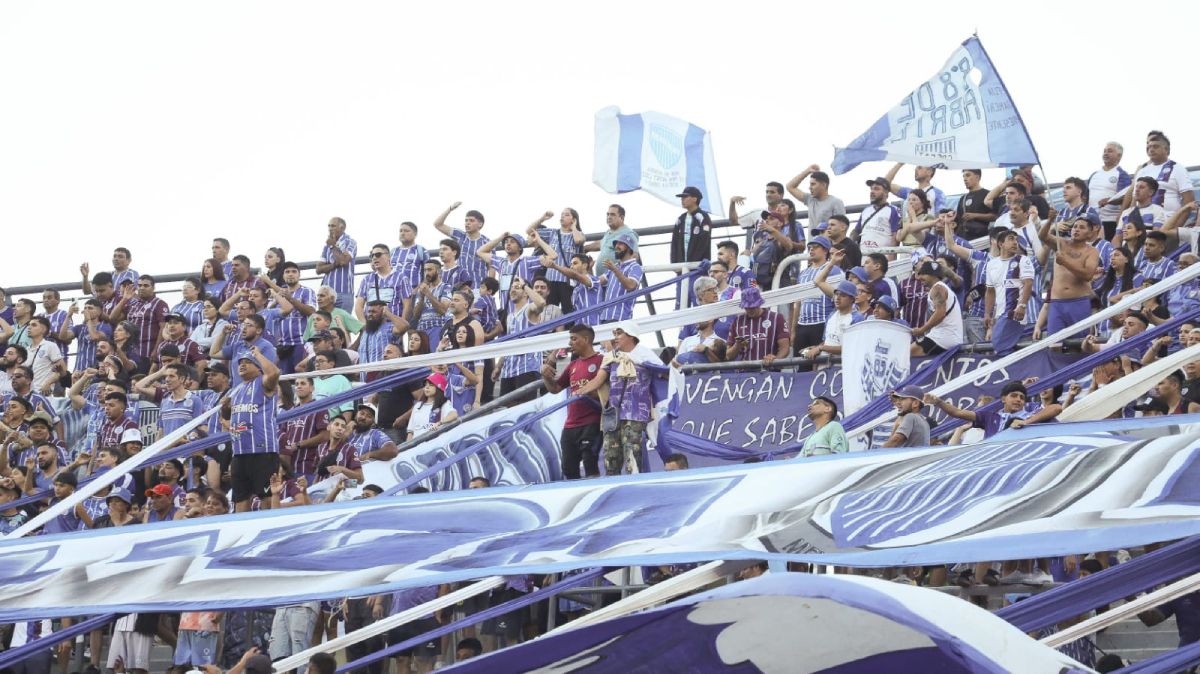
[
  {"x1": 982, "y1": 569, "x2": 1001, "y2": 586},
  {"x1": 999, "y1": 570, "x2": 1033, "y2": 585},
  {"x1": 1028, "y1": 570, "x2": 1054, "y2": 586}
]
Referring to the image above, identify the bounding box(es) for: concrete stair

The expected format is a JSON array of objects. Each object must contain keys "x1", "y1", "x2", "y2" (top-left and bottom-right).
[{"x1": 1094, "y1": 614, "x2": 1180, "y2": 665}]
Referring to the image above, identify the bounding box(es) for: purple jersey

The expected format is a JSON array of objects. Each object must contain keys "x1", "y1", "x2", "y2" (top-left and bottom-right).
[
  {"x1": 156, "y1": 337, "x2": 206, "y2": 366},
  {"x1": 729, "y1": 309, "x2": 791, "y2": 361},
  {"x1": 321, "y1": 233, "x2": 358, "y2": 294},
  {"x1": 158, "y1": 389, "x2": 205, "y2": 436},
  {"x1": 471, "y1": 293, "x2": 499, "y2": 334},
  {"x1": 348, "y1": 427, "x2": 392, "y2": 462},
  {"x1": 279, "y1": 409, "x2": 327, "y2": 478},
  {"x1": 605, "y1": 356, "x2": 654, "y2": 423},
  {"x1": 572, "y1": 276, "x2": 603, "y2": 326},
  {"x1": 220, "y1": 277, "x2": 268, "y2": 304},
  {"x1": 493, "y1": 255, "x2": 544, "y2": 313},
  {"x1": 125, "y1": 296, "x2": 169, "y2": 357},
  {"x1": 229, "y1": 377, "x2": 279, "y2": 456},
  {"x1": 451, "y1": 230, "x2": 490, "y2": 286},
  {"x1": 70, "y1": 322, "x2": 113, "y2": 372},
  {"x1": 171, "y1": 300, "x2": 205, "y2": 330},
  {"x1": 357, "y1": 269, "x2": 408, "y2": 317},
  {"x1": 599, "y1": 260, "x2": 644, "y2": 322},
  {"x1": 390, "y1": 244, "x2": 429, "y2": 290}
]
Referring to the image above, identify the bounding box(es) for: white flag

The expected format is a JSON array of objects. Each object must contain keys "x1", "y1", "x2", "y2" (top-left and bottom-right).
[
  {"x1": 593, "y1": 106, "x2": 724, "y2": 217},
  {"x1": 841, "y1": 320, "x2": 911, "y2": 449},
  {"x1": 832, "y1": 36, "x2": 1039, "y2": 175}
]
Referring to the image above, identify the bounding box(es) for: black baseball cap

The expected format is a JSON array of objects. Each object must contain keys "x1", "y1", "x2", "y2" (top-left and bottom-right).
[{"x1": 675, "y1": 186, "x2": 703, "y2": 200}]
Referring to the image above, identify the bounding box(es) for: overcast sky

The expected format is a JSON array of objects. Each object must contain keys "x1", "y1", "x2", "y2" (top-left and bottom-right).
[{"x1": 2, "y1": 0, "x2": 1197, "y2": 291}]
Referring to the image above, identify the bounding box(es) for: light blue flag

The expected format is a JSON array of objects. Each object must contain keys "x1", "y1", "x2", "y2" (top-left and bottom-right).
[
  {"x1": 593, "y1": 106, "x2": 724, "y2": 217},
  {"x1": 832, "y1": 36, "x2": 1039, "y2": 175}
]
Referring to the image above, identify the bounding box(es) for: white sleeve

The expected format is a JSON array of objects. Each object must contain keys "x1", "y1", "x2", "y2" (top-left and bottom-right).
[{"x1": 1019, "y1": 257, "x2": 1035, "y2": 280}]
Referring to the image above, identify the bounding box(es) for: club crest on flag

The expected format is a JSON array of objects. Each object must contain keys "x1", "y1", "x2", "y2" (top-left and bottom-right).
[
  {"x1": 861, "y1": 338, "x2": 906, "y2": 401},
  {"x1": 648, "y1": 124, "x2": 683, "y2": 169}
]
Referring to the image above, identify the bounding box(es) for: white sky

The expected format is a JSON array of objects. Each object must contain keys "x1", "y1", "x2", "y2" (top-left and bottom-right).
[{"x1": 2, "y1": 0, "x2": 1198, "y2": 291}]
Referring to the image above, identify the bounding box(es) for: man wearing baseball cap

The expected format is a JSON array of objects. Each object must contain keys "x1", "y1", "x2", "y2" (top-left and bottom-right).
[
  {"x1": 672, "y1": 186, "x2": 712, "y2": 264},
  {"x1": 911, "y1": 260, "x2": 963, "y2": 357},
  {"x1": 598, "y1": 233, "x2": 644, "y2": 323},
  {"x1": 859, "y1": 177, "x2": 901, "y2": 252},
  {"x1": 228, "y1": 346, "x2": 281, "y2": 512},
  {"x1": 726, "y1": 287, "x2": 791, "y2": 366},
  {"x1": 793, "y1": 235, "x2": 843, "y2": 355},
  {"x1": 800, "y1": 395, "x2": 846, "y2": 457},
  {"x1": 882, "y1": 386, "x2": 931, "y2": 448},
  {"x1": 800, "y1": 280, "x2": 862, "y2": 361}
]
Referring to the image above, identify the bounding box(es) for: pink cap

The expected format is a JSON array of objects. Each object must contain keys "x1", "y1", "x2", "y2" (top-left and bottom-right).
[{"x1": 426, "y1": 372, "x2": 448, "y2": 391}]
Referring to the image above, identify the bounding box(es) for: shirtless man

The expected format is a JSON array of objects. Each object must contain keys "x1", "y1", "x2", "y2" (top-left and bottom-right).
[{"x1": 1038, "y1": 207, "x2": 1099, "y2": 337}]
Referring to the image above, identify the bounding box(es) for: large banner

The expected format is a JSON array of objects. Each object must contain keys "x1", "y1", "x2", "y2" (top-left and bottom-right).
[
  {"x1": 667, "y1": 350, "x2": 1082, "y2": 458},
  {"x1": 4, "y1": 426, "x2": 1200, "y2": 619},
  {"x1": 670, "y1": 368, "x2": 842, "y2": 453},
  {"x1": 363, "y1": 394, "x2": 568, "y2": 492},
  {"x1": 832, "y1": 36, "x2": 1039, "y2": 174},
  {"x1": 841, "y1": 320, "x2": 911, "y2": 450},
  {"x1": 449, "y1": 574, "x2": 1087, "y2": 673}
]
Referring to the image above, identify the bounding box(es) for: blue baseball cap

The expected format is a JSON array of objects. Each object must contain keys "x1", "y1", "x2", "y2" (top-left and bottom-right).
[
  {"x1": 891, "y1": 385, "x2": 925, "y2": 403},
  {"x1": 612, "y1": 233, "x2": 637, "y2": 250},
  {"x1": 872, "y1": 295, "x2": 899, "y2": 315},
  {"x1": 835, "y1": 280, "x2": 858, "y2": 298},
  {"x1": 106, "y1": 487, "x2": 132, "y2": 505},
  {"x1": 504, "y1": 233, "x2": 527, "y2": 249},
  {"x1": 808, "y1": 236, "x2": 833, "y2": 251},
  {"x1": 814, "y1": 221, "x2": 830, "y2": 232},
  {"x1": 847, "y1": 266, "x2": 869, "y2": 283}
]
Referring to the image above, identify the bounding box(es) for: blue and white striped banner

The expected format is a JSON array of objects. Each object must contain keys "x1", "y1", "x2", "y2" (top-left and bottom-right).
[
  {"x1": 593, "y1": 106, "x2": 724, "y2": 216},
  {"x1": 832, "y1": 36, "x2": 1039, "y2": 174},
  {"x1": 3, "y1": 429, "x2": 1200, "y2": 619}
]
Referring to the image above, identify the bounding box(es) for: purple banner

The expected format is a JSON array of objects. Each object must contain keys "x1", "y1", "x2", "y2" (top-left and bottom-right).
[
  {"x1": 671, "y1": 350, "x2": 1083, "y2": 456},
  {"x1": 673, "y1": 369, "x2": 843, "y2": 452}
]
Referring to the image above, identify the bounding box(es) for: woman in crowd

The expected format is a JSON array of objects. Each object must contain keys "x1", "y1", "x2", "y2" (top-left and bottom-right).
[
  {"x1": 443, "y1": 323, "x2": 483, "y2": 416},
  {"x1": 201, "y1": 258, "x2": 228, "y2": 298},
  {"x1": 895, "y1": 188, "x2": 936, "y2": 246},
  {"x1": 190, "y1": 297, "x2": 230, "y2": 350},
  {"x1": 1099, "y1": 246, "x2": 1143, "y2": 307},
  {"x1": 407, "y1": 373, "x2": 457, "y2": 441},
  {"x1": 171, "y1": 277, "x2": 207, "y2": 330},
  {"x1": 1114, "y1": 219, "x2": 1146, "y2": 265},
  {"x1": 407, "y1": 329, "x2": 431, "y2": 357},
  {"x1": 113, "y1": 320, "x2": 149, "y2": 375},
  {"x1": 263, "y1": 247, "x2": 287, "y2": 286}
]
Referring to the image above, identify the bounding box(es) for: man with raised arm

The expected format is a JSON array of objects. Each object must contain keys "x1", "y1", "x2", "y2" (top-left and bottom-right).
[
  {"x1": 786, "y1": 165, "x2": 846, "y2": 238},
  {"x1": 884, "y1": 162, "x2": 946, "y2": 213},
  {"x1": 227, "y1": 346, "x2": 281, "y2": 512},
  {"x1": 1038, "y1": 206, "x2": 1098, "y2": 338},
  {"x1": 432, "y1": 201, "x2": 491, "y2": 286}
]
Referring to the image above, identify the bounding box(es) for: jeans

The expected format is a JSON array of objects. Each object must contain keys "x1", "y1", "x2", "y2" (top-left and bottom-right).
[{"x1": 269, "y1": 603, "x2": 320, "y2": 666}]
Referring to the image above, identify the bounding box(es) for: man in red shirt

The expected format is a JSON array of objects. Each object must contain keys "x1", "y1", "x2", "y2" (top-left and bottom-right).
[
  {"x1": 541, "y1": 324, "x2": 604, "y2": 479},
  {"x1": 726, "y1": 286, "x2": 791, "y2": 365}
]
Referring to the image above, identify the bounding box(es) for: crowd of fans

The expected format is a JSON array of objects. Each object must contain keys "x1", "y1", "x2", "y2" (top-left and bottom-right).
[{"x1": 0, "y1": 129, "x2": 1196, "y2": 671}]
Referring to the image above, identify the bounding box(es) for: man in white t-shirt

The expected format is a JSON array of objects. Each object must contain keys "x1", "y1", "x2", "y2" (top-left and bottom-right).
[
  {"x1": 1088, "y1": 141, "x2": 1132, "y2": 240},
  {"x1": 1128, "y1": 130, "x2": 1194, "y2": 217},
  {"x1": 23, "y1": 317, "x2": 65, "y2": 394},
  {"x1": 857, "y1": 177, "x2": 901, "y2": 252},
  {"x1": 800, "y1": 280, "x2": 862, "y2": 360}
]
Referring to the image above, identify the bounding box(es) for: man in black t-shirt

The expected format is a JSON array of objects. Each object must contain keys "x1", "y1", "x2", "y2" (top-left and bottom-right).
[{"x1": 956, "y1": 169, "x2": 994, "y2": 239}]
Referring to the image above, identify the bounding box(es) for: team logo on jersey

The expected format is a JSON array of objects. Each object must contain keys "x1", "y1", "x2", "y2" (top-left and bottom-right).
[
  {"x1": 761, "y1": 320, "x2": 771, "y2": 328},
  {"x1": 587, "y1": 364, "x2": 597, "y2": 373}
]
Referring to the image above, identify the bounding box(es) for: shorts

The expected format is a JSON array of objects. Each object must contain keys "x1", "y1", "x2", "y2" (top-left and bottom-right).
[
  {"x1": 792, "y1": 323, "x2": 825, "y2": 354},
  {"x1": 231, "y1": 452, "x2": 280, "y2": 503},
  {"x1": 1046, "y1": 297, "x2": 1092, "y2": 338},
  {"x1": 480, "y1": 588, "x2": 528, "y2": 640},
  {"x1": 386, "y1": 617, "x2": 442, "y2": 657},
  {"x1": 915, "y1": 337, "x2": 946, "y2": 356},
  {"x1": 174, "y1": 629, "x2": 219, "y2": 665},
  {"x1": 107, "y1": 631, "x2": 153, "y2": 671}
]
